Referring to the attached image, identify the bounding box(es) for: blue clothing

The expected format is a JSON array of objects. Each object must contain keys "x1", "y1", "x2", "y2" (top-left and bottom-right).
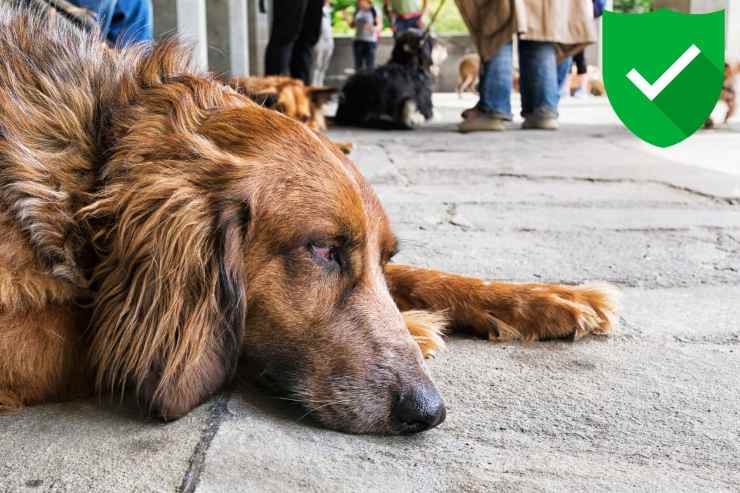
[
  {"x1": 353, "y1": 40, "x2": 377, "y2": 71},
  {"x1": 593, "y1": 0, "x2": 606, "y2": 18},
  {"x1": 478, "y1": 40, "x2": 560, "y2": 120},
  {"x1": 71, "y1": 0, "x2": 153, "y2": 45},
  {"x1": 393, "y1": 15, "x2": 422, "y2": 37},
  {"x1": 557, "y1": 56, "x2": 573, "y2": 91}
]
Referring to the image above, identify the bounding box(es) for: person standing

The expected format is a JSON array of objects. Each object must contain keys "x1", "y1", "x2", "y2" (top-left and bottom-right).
[
  {"x1": 348, "y1": 0, "x2": 381, "y2": 72},
  {"x1": 558, "y1": 0, "x2": 606, "y2": 98},
  {"x1": 312, "y1": 0, "x2": 335, "y2": 86},
  {"x1": 265, "y1": 0, "x2": 324, "y2": 84},
  {"x1": 383, "y1": 0, "x2": 427, "y2": 37},
  {"x1": 70, "y1": 0, "x2": 153, "y2": 45},
  {"x1": 455, "y1": 0, "x2": 597, "y2": 132}
]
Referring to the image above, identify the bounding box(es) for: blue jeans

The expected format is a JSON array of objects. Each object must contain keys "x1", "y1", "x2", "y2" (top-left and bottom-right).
[
  {"x1": 557, "y1": 57, "x2": 573, "y2": 91},
  {"x1": 478, "y1": 39, "x2": 560, "y2": 120},
  {"x1": 71, "y1": 0, "x2": 153, "y2": 45},
  {"x1": 353, "y1": 40, "x2": 377, "y2": 71},
  {"x1": 393, "y1": 15, "x2": 422, "y2": 37}
]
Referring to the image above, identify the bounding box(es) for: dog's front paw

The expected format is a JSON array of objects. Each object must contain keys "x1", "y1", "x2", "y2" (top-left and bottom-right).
[
  {"x1": 469, "y1": 282, "x2": 621, "y2": 342},
  {"x1": 401, "y1": 100, "x2": 426, "y2": 129}
]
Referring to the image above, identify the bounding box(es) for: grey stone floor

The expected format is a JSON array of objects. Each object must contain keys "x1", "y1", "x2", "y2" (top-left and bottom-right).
[{"x1": 2, "y1": 96, "x2": 739, "y2": 493}]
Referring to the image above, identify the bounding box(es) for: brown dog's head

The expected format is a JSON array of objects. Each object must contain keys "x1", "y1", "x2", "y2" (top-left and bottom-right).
[
  {"x1": 228, "y1": 76, "x2": 337, "y2": 132},
  {"x1": 86, "y1": 53, "x2": 443, "y2": 434}
]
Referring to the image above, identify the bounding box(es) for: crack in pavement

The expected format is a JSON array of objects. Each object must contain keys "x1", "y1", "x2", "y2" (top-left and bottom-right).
[
  {"x1": 377, "y1": 142, "x2": 412, "y2": 186},
  {"x1": 401, "y1": 171, "x2": 740, "y2": 205},
  {"x1": 178, "y1": 393, "x2": 230, "y2": 493}
]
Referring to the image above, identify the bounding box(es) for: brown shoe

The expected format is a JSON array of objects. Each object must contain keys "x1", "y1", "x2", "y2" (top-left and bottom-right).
[
  {"x1": 522, "y1": 115, "x2": 559, "y2": 130},
  {"x1": 458, "y1": 114, "x2": 508, "y2": 133}
]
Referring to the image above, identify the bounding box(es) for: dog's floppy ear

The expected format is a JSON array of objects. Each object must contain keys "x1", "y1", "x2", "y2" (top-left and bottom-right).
[
  {"x1": 307, "y1": 86, "x2": 338, "y2": 106},
  {"x1": 85, "y1": 167, "x2": 250, "y2": 420}
]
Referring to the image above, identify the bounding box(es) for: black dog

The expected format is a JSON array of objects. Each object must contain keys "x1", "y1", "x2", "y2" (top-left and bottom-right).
[{"x1": 335, "y1": 31, "x2": 438, "y2": 129}]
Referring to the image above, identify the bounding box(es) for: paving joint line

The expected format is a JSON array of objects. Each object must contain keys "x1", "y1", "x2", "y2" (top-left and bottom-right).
[
  {"x1": 178, "y1": 393, "x2": 230, "y2": 493},
  {"x1": 453, "y1": 172, "x2": 740, "y2": 205}
]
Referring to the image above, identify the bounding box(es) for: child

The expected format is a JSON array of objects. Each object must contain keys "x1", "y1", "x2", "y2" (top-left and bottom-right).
[
  {"x1": 312, "y1": 0, "x2": 334, "y2": 86},
  {"x1": 348, "y1": 0, "x2": 381, "y2": 72}
]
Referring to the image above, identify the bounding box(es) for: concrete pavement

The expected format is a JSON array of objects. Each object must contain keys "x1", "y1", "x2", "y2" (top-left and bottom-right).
[{"x1": 1, "y1": 95, "x2": 739, "y2": 493}]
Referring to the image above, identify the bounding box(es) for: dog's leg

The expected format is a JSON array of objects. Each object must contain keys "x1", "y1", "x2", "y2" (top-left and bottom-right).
[
  {"x1": 457, "y1": 74, "x2": 475, "y2": 98},
  {"x1": 401, "y1": 100, "x2": 427, "y2": 129},
  {"x1": 724, "y1": 99, "x2": 736, "y2": 124},
  {"x1": 0, "y1": 305, "x2": 90, "y2": 413},
  {"x1": 387, "y1": 264, "x2": 619, "y2": 345}
]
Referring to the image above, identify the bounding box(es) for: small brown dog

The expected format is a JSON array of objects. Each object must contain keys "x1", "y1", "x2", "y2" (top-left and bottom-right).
[
  {"x1": 228, "y1": 76, "x2": 336, "y2": 132},
  {"x1": 704, "y1": 63, "x2": 737, "y2": 128},
  {"x1": 568, "y1": 65, "x2": 606, "y2": 97},
  {"x1": 228, "y1": 76, "x2": 352, "y2": 153},
  {"x1": 457, "y1": 53, "x2": 480, "y2": 97}
]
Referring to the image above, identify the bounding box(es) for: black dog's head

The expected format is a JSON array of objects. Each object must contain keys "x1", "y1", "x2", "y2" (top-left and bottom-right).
[{"x1": 390, "y1": 30, "x2": 435, "y2": 72}]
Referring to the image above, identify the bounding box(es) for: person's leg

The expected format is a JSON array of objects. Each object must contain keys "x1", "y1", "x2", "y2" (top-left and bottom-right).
[
  {"x1": 290, "y1": 0, "x2": 323, "y2": 84},
  {"x1": 477, "y1": 42, "x2": 513, "y2": 119},
  {"x1": 107, "y1": 0, "x2": 153, "y2": 45},
  {"x1": 458, "y1": 43, "x2": 513, "y2": 132},
  {"x1": 266, "y1": 0, "x2": 308, "y2": 76},
  {"x1": 312, "y1": 41, "x2": 332, "y2": 86},
  {"x1": 69, "y1": 0, "x2": 117, "y2": 39},
  {"x1": 572, "y1": 50, "x2": 589, "y2": 97},
  {"x1": 353, "y1": 40, "x2": 363, "y2": 72},
  {"x1": 518, "y1": 39, "x2": 559, "y2": 128},
  {"x1": 557, "y1": 56, "x2": 573, "y2": 98},
  {"x1": 361, "y1": 42, "x2": 372, "y2": 71},
  {"x1": 367, "y1": 42, "x2": 377, "y2": 70}
]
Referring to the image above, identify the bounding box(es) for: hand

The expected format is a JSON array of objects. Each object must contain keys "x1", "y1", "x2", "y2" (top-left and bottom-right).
[{"x1": 416, "y1": 17, "x2": 424, "y2": 28}]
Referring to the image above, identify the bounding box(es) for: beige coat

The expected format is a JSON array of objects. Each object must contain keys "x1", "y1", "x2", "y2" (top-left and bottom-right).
[{"x1": 454, "y1": 0, "x2": 597, "y2": 62}]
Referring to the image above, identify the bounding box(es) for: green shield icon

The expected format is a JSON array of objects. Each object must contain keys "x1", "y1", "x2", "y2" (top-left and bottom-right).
[{"x1": 603, "y1": 9, "x2": 725, "y2": 147}]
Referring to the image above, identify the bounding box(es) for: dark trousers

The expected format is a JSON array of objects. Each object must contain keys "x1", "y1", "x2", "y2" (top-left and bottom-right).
[
  {"x1": 352, "y1": 40, "x2": 377, "y2": 72},
  {"x1": 572, "y1": 50, "x2": 587, "y2": 75},
  {"x1": 264, "y1": 0, "x2": 323, "y2": 84}
]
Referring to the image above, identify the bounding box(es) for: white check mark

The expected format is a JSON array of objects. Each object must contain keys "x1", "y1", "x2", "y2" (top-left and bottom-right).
[{"x1": 627, "y1": 44, "x2": 701, "y2": 101}]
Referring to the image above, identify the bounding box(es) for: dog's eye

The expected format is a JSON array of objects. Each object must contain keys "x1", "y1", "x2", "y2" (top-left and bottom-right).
[{"x1": 310, "y1": 243, "x2": 341, "y2": 269}]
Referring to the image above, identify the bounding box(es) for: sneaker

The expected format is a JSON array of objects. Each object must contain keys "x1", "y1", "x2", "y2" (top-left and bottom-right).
[
  {"x1": 458, "y1": 114, "x2": 508, "y2": 133},
  {"x1": 521, "y1": 116, "x2": 559, "y2": 130}
]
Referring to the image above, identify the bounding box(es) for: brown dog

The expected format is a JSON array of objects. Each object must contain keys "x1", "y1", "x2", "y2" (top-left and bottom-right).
[
  {"x1": 704, "y1": 63, "x2": 737, "y2": 128},
  {"x1": 457, "y1": 53, "x2": 480, "y2": 97},
  {"x1": 0, "y1": 7, "x2": 619, "y2": 434},
  {"x1": 228, "y1": 75, "x2": 352, "y2": 154},
  {"x1": 228, "y1": 76, "x2": 336, "y2": 132}
]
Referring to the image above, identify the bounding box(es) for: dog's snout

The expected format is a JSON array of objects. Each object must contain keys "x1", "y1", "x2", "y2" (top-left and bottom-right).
[{"x1": 391, "y1": 383, "x2": 446, "y2": 434}]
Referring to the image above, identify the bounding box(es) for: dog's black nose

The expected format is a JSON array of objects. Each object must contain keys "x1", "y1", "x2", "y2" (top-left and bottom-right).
[{"x1": 392, "y1": 384, "x2": 446, "y2": 434}]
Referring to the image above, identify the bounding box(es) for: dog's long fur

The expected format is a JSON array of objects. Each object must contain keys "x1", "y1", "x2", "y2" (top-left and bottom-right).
[
  {"x1": 0, "y1": 5, "x2": 620, "y2": 433},
  {"x1": 227, "y1": 75, "x2": 337, "y2": 132},
  {"x1": 457, "y1": 53, "x2": 480, "y2": 97},
  {"x1": 336, "y1": 31, "x2": 435, "y2": 129}
]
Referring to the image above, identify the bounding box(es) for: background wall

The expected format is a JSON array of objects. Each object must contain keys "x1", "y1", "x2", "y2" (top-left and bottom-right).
[
  {"x1": 150, "y1": 0, "x2": 736, "y2": 88},
  {"x1": 325, "y1": 34, "x2": 475, "y2": 93},
  {"x1": 151, "y1": 0, "x2": 270, "y2": 77}
]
